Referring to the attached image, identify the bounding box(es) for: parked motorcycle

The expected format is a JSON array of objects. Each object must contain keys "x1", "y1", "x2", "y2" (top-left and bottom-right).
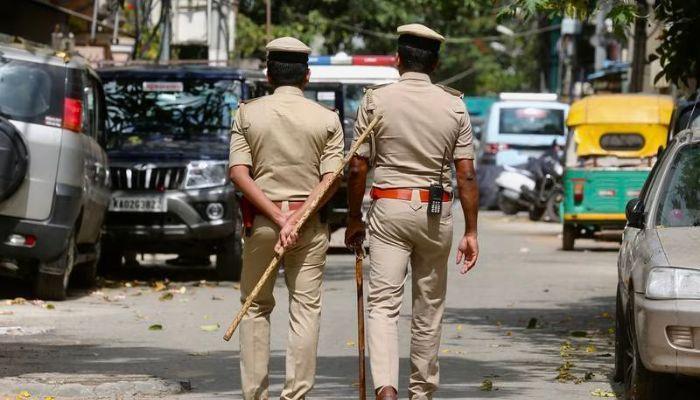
[{"x1": 494, "y1": 146, "x2": 564, "y2": 222}]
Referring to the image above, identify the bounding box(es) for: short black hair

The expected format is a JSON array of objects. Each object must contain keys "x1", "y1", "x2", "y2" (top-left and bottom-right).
[
  {"x1": 266, "y1": 60, "x2": 308, "y2": 87},
  {"x1": 397, "y1": 35, "x2": 440, "y2": 74}
]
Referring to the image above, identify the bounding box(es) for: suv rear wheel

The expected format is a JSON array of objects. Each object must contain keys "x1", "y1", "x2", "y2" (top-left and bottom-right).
[
  {"x1": 216, "y1": 234, "x2": 242, "y2": 281},
  {"x1": 35, "y1": 235, "x2": 76, "y2": 300},
  {"x1": 71, "y1": 241, "x2": 101, "y2": 288}
]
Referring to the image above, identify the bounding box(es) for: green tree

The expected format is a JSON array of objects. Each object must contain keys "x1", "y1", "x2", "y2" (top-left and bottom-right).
[
  {"x1": 501, "y1": 0, "x2": 700, "y2": 89},
  {"x1": 235, "y1": 0, "x2": 544, "y2": 94}
]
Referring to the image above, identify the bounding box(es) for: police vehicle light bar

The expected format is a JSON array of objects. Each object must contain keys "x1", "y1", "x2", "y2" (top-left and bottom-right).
[
  {"x1": 309, "y1": 55, "x2": 396, "y2": 66},
  {"x1": 499, "y1": 92, "x2": 558, "y2": 101}
]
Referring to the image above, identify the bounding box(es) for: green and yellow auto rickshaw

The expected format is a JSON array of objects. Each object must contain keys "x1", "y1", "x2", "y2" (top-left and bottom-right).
[{"x1": 561, "y1": 94, "x2": 674, "y2": 250}]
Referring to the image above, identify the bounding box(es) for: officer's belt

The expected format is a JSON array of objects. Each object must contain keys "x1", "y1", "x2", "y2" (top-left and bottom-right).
[
  {"x1": 370, "y1": 187, "x2": 452, "y2": 202},
  {"x1": 241, "y1": 197, "x2": 305, "y2": 236}
]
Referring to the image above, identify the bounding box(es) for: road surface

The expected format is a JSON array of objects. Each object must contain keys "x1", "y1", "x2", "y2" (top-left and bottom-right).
[{"x1": 0, "y1": 209, "x2": 627, "y2": 399}]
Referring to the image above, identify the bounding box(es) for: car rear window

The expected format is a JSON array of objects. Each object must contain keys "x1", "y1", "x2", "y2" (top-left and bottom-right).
[
  {"x1": 657, "y1": 143, "x2": 700, "y2": 227},
  {"x1": 0, "y1": 58, "x2": 65, "y2": 126},
  {"x1": 498, "y1": 107, "x2": 565, "y2": 135}
]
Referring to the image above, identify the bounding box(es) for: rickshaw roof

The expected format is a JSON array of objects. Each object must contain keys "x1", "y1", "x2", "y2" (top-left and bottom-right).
[{"x1": 567, "y1": 94, "x2": 674, "y2": 126}]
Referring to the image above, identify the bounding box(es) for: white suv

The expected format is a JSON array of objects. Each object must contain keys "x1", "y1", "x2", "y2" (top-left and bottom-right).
[{"x1": 0, "y1": 37, "x2": 110, "y2": 299}]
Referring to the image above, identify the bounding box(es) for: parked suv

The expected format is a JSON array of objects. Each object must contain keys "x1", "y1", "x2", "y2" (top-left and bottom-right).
[
  {"x1": 98, "y1": 65, "x2": 264, "y2": 280},
  {"x1": 0, "y1": 38, "x2": 110, "y2": 299}
]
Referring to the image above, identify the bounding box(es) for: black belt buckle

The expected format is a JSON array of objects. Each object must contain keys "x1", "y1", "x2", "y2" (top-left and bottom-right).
[{"x1": 428, "y1": 183, "x2": 443, "y2": 216}]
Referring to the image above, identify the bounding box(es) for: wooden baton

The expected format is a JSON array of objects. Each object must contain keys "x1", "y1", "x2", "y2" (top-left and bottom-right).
[
  {"x1": 223, "y1": 114, "x2": 381, "y2": 342},
  {"x1": 354, "y1": 244, "x2": 367, "y2": 400}
]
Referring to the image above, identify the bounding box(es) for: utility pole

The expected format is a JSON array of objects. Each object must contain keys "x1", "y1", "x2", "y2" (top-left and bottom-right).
[
  {"x1": 90, "y1": 0, "x2": 99, "y2": 43},
  {"x1": 629, "y1": 0, "x2": 648, "y2": 92},
  {"x1": 160, "y1": 0, "x2": 171, "y2": 63},
  {"x1": 265, "y1": 0, "x2": 271, "y2": 42}
]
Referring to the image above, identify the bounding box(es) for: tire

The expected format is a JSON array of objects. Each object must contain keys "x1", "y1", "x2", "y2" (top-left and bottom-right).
[
  {"x1": 35, "y1": 235, "x2": 76, "y2": 301},
  {"x1": 98, "y1": 242, "x2": 122, "y2": 276},
  {"x1": 71, "y1": 241, "x2": 100, "y2": 289},
  {"x1": 497, "y1": 192, "x2": 520, "y2": 215},
  {"x1": 614, "y1": 286, "x2": 625, "y2": 382},
  {"x1": 562, "y1": 224, "x2": 576, "y2": 251},
  {"x1": 0, "y1": 117, "x2": 28, "y2": 202},
  {"x1": 216, "y1": 234, "x2": 243, "y2": 281},
  {"x1": 622, "y1": 291, "x2": 671, "y2": 399},
  {"x1": 528, "y1": 205, "x2": 545, "y2": 221}
]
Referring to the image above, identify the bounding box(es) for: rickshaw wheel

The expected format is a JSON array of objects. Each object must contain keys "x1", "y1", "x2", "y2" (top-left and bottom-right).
[{"x1": 562, "y1": 224, "x2": 576, "y2": 251}]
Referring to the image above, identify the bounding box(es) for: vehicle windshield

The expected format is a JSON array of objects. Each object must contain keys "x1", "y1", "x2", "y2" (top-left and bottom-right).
[
  {"x1": 499, "y1": 107, "x2": 565, "y2": 135},
  {"x1": 103, "y1": 77, "x2": 242, "y2": 149},
  {"x1": 657, "y1": 143, "x2": 700, "y2": 227},
  {"x1": 0, "y1": 58, "x2": 64, "y2": 125}
]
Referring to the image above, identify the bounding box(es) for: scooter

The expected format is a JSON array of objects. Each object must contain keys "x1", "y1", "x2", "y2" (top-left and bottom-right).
[{"x1": 495, "y1": 147, "x2": 564, "y2": 222}]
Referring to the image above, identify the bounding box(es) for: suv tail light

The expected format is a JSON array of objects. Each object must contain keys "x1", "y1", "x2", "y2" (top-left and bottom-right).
[
  {"x1": 484, "y1": 143, "x2": 509, "y2": 155},
  {"x1": 63, "y1": 98, "x2": 82, "y2": 133},
  {"x1": 573, "y1": 180, "x2": 585, "y2": 204}
]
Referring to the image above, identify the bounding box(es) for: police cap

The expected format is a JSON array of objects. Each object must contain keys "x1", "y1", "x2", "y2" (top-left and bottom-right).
[{"x1": 266, "y1": 37, "x2": 311, "y2": 64}]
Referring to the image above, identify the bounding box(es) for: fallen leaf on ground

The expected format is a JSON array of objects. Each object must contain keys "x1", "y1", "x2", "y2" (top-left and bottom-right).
[
  {"x1": 177, "y1": 286, "x2": 187, "y2": 294},
  {"x1": 7, "y1": 298, "x2": 26, "y2": 305},
  {"x1": 44, "y1": 304, "x2": 55, "y2": 310},
  {"x1": 159, "y1": 293, "x2": 174, "y2": 301},
  {"x1": 148, "y1": 324, "x2": 163, "y2": 331},
  {"x1": 211, "y1": 296, "x2": 223, "y2": 301},
  {"x1": 456, "y1": 324, "x2": 463, "y2": 332},
  {"x1": 584, "y1": 371, "x2": 595, "y2": 381},
  {"x1": 346, "y1": 340, "x2": 356, "y2": 347},
  {"x1": 571, "y1": 330, "x2": 588, "y2": 338},
  {"x1": 505, "y1": 331, "x2": 512, "y2": 336},
  {"x1": 480, "y1": 379, "x2": 493, "y2": 391},
  {"x1": 44, "y1": 396, "x2": 56, "y2": 400},
  {"x1": 590, "y1": 389, "x2": 616, "y2": 397},
  {"x1": 585, "y1": 344, "x2": 597, "y2": 353},
  {"x1": 17, "y1": 391, "x2": 31, "y2": 398},
  {"x1": 152, "y1": 281, "x2": 167, "y2": 292},
  {"x1": 200, "y1": 324, "x2": 220, "y2": 332}
]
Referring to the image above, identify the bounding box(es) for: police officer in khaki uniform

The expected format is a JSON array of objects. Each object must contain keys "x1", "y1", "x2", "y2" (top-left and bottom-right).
[
  {"x1": 345, "y1": 24, "x2": 480, "y2": 400},
  {"x1": 229, "y1": 37, "x2": 344, "y2": 400}
]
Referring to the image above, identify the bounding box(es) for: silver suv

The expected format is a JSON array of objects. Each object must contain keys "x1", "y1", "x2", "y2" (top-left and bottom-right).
[{"x1": 0, "y1": 38, "x2": 110, "y2": 300}]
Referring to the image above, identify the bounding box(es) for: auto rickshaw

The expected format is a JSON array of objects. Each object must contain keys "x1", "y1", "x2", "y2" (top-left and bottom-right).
[{"x1": 561, "y1": 94, "x2": 674, "y2": 250}]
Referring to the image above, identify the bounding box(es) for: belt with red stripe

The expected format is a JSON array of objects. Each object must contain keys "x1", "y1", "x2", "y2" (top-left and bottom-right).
[{"x1": 370, "y1": 187, "x2": 452, "y2": 202}]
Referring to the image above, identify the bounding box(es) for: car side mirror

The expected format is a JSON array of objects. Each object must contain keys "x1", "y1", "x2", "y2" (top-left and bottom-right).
[{"x1": 626, "y1": 198, "x2": 645, "y2": 229}]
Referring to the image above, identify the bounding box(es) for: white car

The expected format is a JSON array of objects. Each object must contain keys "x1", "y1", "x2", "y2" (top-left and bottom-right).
[{"x1": 616, "y1": 128, "x2": 700, "y2": 399}]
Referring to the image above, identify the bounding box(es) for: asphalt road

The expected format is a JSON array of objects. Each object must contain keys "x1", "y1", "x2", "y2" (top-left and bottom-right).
[{"x1": 0, "y1": 209, "x2": 630, "y2": 399}]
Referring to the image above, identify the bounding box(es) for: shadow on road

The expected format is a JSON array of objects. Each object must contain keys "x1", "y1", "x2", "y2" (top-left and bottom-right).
[{"x1": 0, "y1": 341, "x2": 531, "y2": 398}]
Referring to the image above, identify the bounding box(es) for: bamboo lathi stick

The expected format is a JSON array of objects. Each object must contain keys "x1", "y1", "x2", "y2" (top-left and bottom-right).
[{"x1": 223, "y1": 114, "x2": 381, "y2": 341}]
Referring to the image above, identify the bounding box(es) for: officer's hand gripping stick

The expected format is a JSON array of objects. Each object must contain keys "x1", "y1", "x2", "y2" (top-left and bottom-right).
[{"x1": 223, "y1": 114, "x2": 382, "y2": 342}]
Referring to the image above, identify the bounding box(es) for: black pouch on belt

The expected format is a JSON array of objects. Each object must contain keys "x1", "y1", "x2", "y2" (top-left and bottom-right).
[
  {"x1": 428, "y1": 147, "x2": 449, "y2": 216},
  {"x1": 428, "y1": 183, "x2": 444, "y2": 215}
]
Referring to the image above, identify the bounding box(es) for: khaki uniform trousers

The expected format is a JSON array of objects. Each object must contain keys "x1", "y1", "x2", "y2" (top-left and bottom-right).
[
  {"x1": 239, "y1": 202, "x2": 329, "y2": 400},
  {"x1": 366, "y1": 190, "x2": 453, "y2": 400}
]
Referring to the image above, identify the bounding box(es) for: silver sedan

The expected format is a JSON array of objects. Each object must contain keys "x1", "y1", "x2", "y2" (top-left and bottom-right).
[{"x1": 616, "y1": 128, "x2": 700, "y2": 399}]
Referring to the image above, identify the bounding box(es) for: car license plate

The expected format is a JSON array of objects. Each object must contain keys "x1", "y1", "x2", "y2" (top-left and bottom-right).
[{"x1": 109, "y1": 196, "x2": 167, "y2": 212}]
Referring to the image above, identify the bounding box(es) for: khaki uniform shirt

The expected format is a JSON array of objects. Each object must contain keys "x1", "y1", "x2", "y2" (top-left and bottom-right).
[
  {"x1": 352, "y1": 72, "x2": 474, "y2": 192},
  {"x1": 229, "y1": 86, "x2": 344, "y2": 201}
]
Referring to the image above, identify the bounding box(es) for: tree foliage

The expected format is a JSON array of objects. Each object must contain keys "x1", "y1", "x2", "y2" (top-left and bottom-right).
[
  {"x1": 501, "y1": 0, "x2": 700, "y2": 88},
  {"x1": 235, "y1": 0, "x2": 544, "y2": 95}
]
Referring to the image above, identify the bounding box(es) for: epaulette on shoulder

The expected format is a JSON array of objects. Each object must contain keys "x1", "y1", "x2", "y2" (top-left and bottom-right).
[
  {"x1": 363, "y1": 82, "x2": 390, "y2": 93},
  {"x1": 435, "y1": 84, "x2": 463, "y2": 98}
]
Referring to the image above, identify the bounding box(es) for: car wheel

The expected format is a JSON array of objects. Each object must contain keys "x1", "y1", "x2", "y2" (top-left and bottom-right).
[
  {"x1": 71, "y1": 241, "x2": 100, "y2": 289},
  {"x1": 98, "y1": 242, "x2": 122, "y2": 276},
  {"x1": 35, "y1": 235, "x2": 76, "y2": 301},
  {"x1": 497, "y1": 192, "x2": 520, "y2": 215},
  {"x1": 216, "y1": 234, "x2": 243, "y2": 281},
  {"x1": 562, "y1": 224, "x2": 576, "y2": 251},
  {"x1": 614, "y1": 286, "x2": 625, "y2": 382},
  {"x1": 623, "y1": 292, "x2": 670, "y2": 400},
  {"x1": 528, "y1": 205, "x2": 545, "y2": 221}
]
